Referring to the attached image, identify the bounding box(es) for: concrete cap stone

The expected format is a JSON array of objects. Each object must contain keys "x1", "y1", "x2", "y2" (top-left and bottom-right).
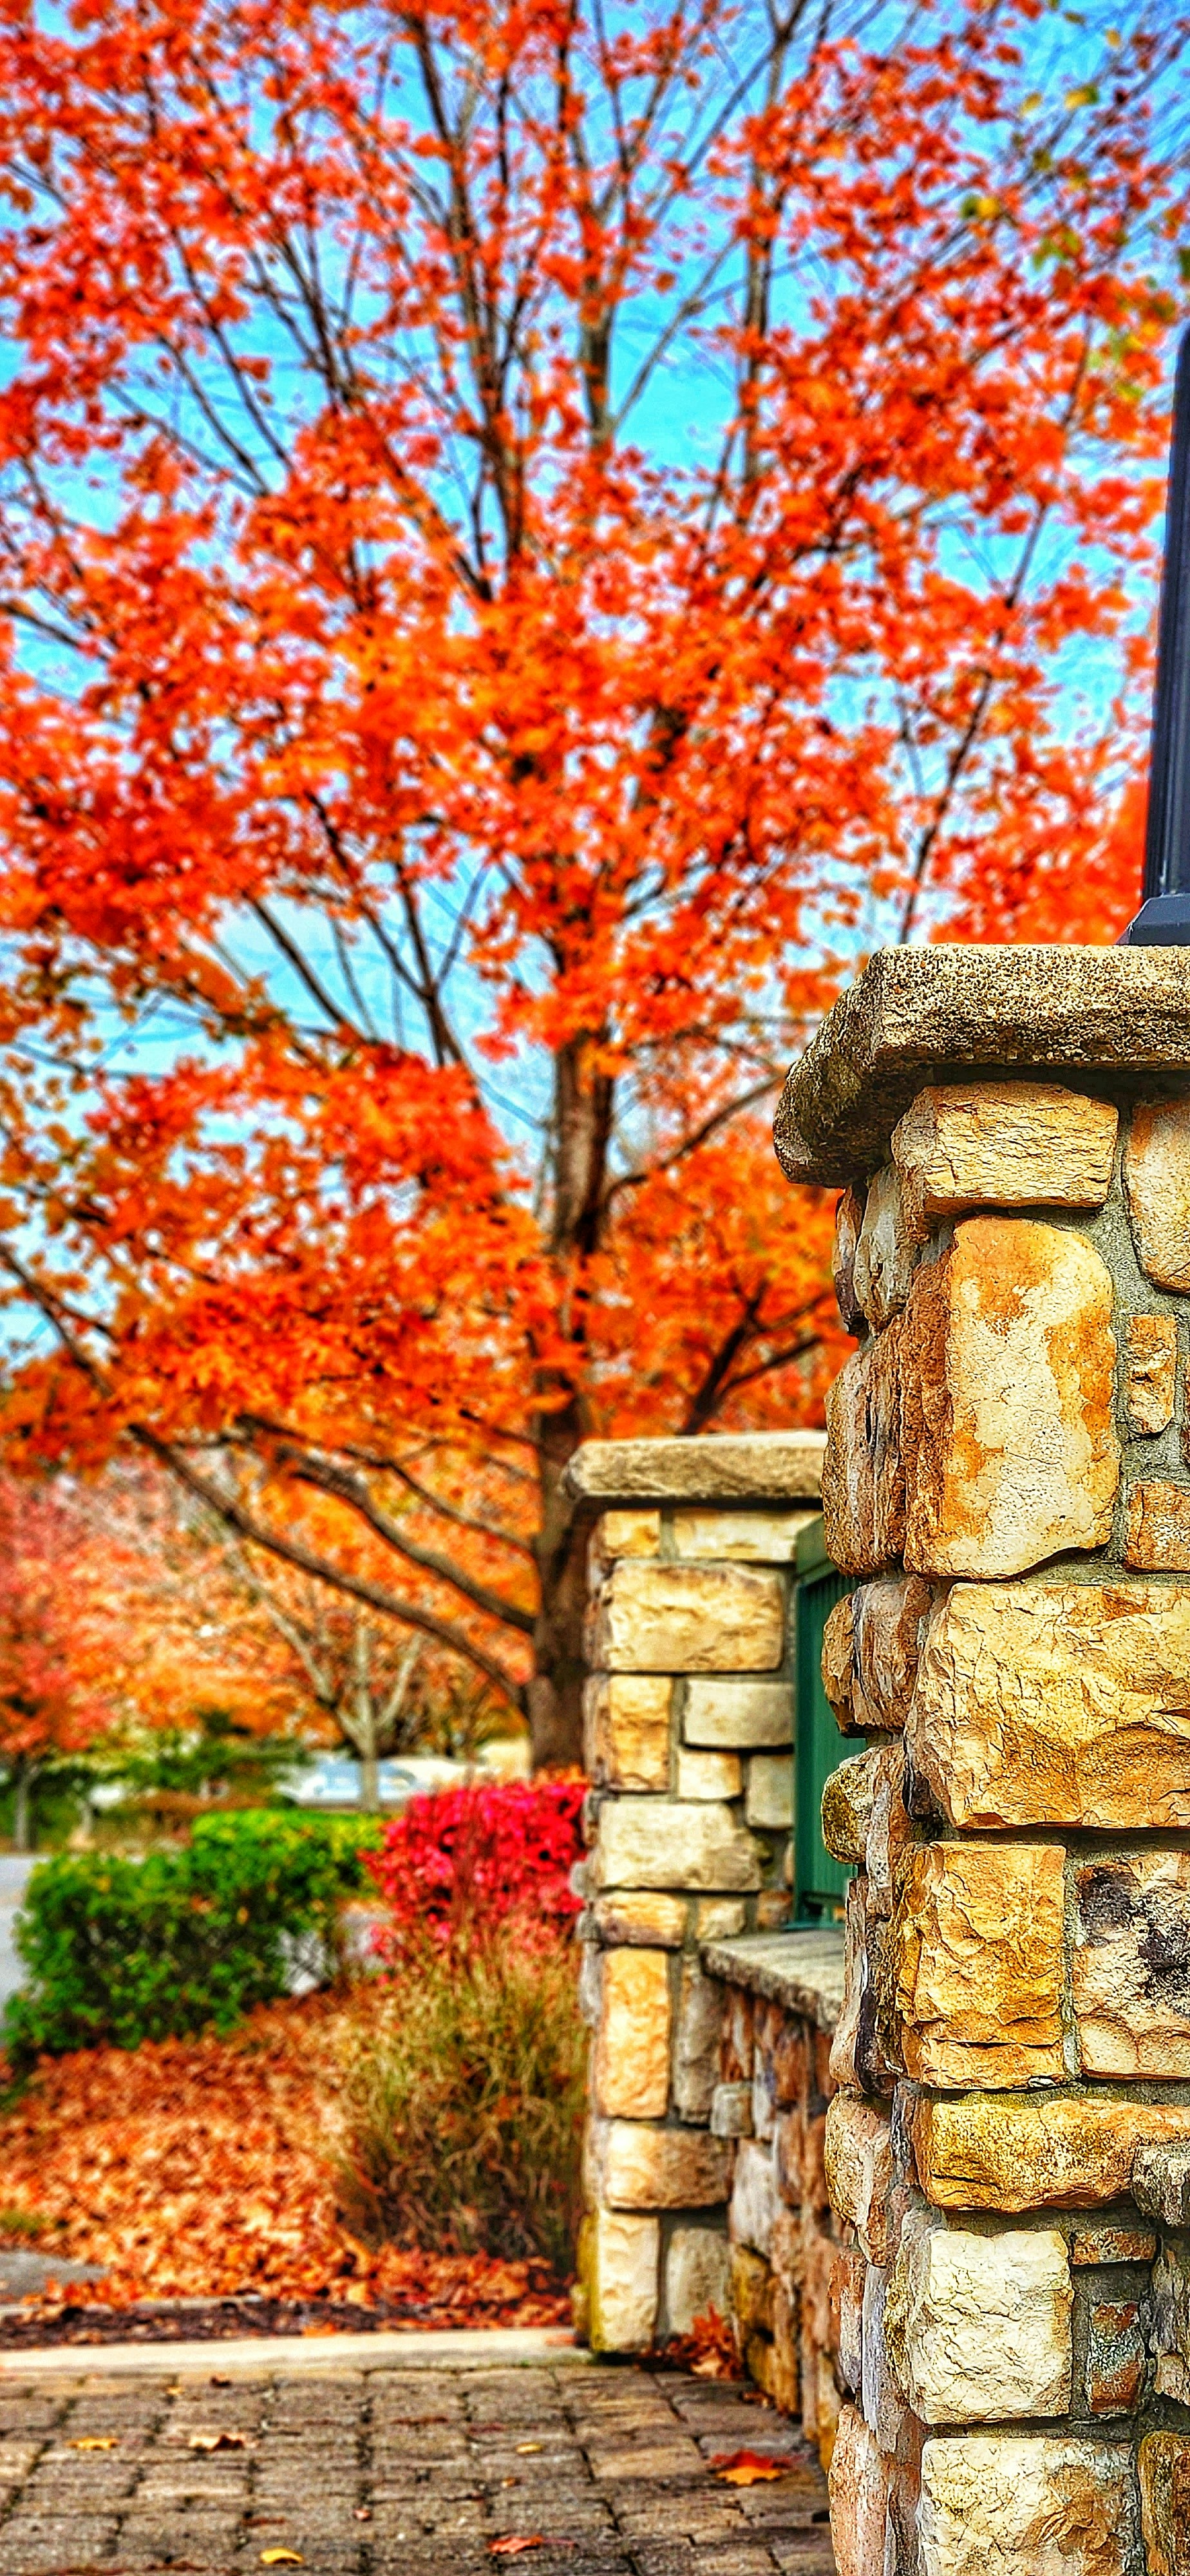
[
  {"x1": 564, "y1": 1430, "x2": 826, "y2": 1504},
  {"x1": 699, "y1": 1927, "x2": 846, "y2": 2031},
  {"x1": 775, "y1": 945, "x2": 1190, "y2": 1186}
]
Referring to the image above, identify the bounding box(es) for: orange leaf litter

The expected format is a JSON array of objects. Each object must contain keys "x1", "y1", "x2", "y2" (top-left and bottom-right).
[{"x1": 0, "y1": 1994, "x2": 569, "y2": 2327}]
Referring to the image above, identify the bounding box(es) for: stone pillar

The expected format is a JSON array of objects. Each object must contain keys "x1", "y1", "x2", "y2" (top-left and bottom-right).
[
  {"x1": 565, "y1": 1430, "x2": 825, "y2": 2354},
  {"x1": 775, "y1": 946, "x2": 1190, "y2": 2576}
]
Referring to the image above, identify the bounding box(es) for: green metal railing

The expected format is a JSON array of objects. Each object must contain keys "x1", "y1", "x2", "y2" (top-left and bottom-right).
[{"x1": 791, "y1": 1514, "x2": 851, "y2": 1925}]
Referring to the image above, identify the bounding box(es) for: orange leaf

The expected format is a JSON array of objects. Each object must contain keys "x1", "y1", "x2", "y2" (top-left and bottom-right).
[
  {"x1": 70, "y1": 2436, "x2": 118, "y2": 2450},
  {"x1": 712, "y1": 2450, "x2": 791, "y2": 2485},
  {"x1": 260, "y1": 2555, "x2": 305, "y2": 2567},
  {"x1": 489, "y1": 2541, "x2": 545, "y2": 2557}
]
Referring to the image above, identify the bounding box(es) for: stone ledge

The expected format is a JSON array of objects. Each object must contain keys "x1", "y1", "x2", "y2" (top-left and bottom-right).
[
  {"x1": 564, "y1": 1430, "x2": 826, "y2": 1504},
  {"x1": 775, "y1": 945, "x2": 1190, "y2": 1186},
  {"x1": 700, "y1": 1928, "x2": 846, "y2": 2032}
]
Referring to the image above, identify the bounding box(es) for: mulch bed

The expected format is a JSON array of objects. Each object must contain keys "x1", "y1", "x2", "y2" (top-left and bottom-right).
[{"x1": 0, "y1": 2289, "x2": 561, "y2": 2347}]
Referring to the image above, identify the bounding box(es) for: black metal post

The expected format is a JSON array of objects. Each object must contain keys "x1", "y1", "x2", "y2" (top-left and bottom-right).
[{"x1": 1123, "y1": 325, "x2": 1190, "y2": 943}]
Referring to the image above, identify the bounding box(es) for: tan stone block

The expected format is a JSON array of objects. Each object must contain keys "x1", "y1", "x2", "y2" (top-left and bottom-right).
[
  {"x1": 900, "y1": 1217, "x2": 1119, "y2": 1578},
  {"x1": 892, "y1": 1081, "x2": 1117, "y2": 1222},
  {"x1": 593, "y1": 1948, "x2": 672, "y2": 2119},
  {"x1": 683, "y1": 1678, "x2": 793, "y2": 1748},
  {"x1": 1069, "y1": 2221, "x2": 1157, "y2": 2267},
  {"x1": 920, "y1": 2434, "x2": 1137, "y2": 2576},
  {"x1": 828, "y1": 2404, "x2": 891, "y2": 2576},
  {"x1": 672, "y1": 1960, "x2": 724, "y2": 2121},
  {"x1": 591, "y1": 1891, "x2": 688, "y2": 1947},
  {"x1": 1084, "y1": 2292, "x2": 1144, "y2": 2417},
  {"x1": 853, "y1": 1160, "x2": 923, "y2": 1327},
  {"x1": 829, "y1": 1874, "x2": 895, "y2": 2101},
  {"x1": 1124, "y1": 1478, "x2": 1190, "y2": 1570},
  {"x1": 885, "y1": 2214, "x2": 1072, "y2": 2426},
  {"x1": 1073, "y1": 1851, "x2": 1190, "y2": 2078},
  {"x1": 587, "y1": 2209, "x2": 661, "y2": 2353},
  {"x1": 590, "y1": 1797, "x2": 762, "y2": 1893},
  {"x1": 583, "y1": 1674, "x2": 672, "y2": 1790},
  {"x1": 822, "y1": 1322, "x2": 905, "y2": 1580},
  {"x1": 854, "y1": 1574, "x2": 933, "y2": 1729},
  {"x1": 745, "y1": 1753, "x2": 793, "y2": 1830},
  {"x1": 1125, "y1": 1098, "x2": 1190, "y2": 1291},
  {"x1": 674, "y1": 1746, "x2": 741, "y2": 1801},
  {"x1": 821, "y1": 1748, "x2": 883, "y2": 1866},
  {"x1": 912, "y1": 2092, "x2": 1190, "y2": 2213},
  {"x1": 821, "y1": 1593, "x2": 860, "y2": 1732},
  {"x1": 892, "y1": 1842, "x2": 1065, "y2": 2087},
  {"x1": 591, "y1": 1560, "x2": 785, "y2": 1672},
  {"x1": 1124, "y1": 1312, "x2": 1177, "y2": 1435},
  {"x1": 908, "y1": 1578, "x2": 1190, "y2": 1832},
  {"x1": 833, "y1": 1186, "x2": 865, "y2": 1334},
  {"x1": 1151, "y1": 2244, "x2": 1190, "y2": 2405},
  {"x1": 591, "y1": 1508, "x2": 661, "y2": 1569},
  {"x1": 665, "y1": 2227, "x2": 731, "y2": 2337},
  {"x1": 730, "y1": 2240, "x2": 775, "y2": 2336},
  {"x1": 865, "y1": 1741, "x2": 908, "y2": 1921},
  {"x1": 599, "y1": 2120, "x2": 732, "y2": 2210},
  {"x1": 824, "y1": 2097, "x2": 892, "y2": 2262},
  {"x1": 695, "y1": 1897, "x2": 747, "y2": 1939},
  {"x1": 730, "y1": 2137, "x2": 780, "y2": 2259},
  {"x1": 671, "y1": 1506, "x2": 816, "y2": 1562},
  {"x1": 1138, "y1": 2429, "x2": 1190, "y2": 2576}
]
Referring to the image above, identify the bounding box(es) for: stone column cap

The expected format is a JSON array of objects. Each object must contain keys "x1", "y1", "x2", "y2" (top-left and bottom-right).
[
  {"x1": 699, "y1": 1928, "x2": 846, "y2": 2032},
  {"x1": 563, "y1": 1430, "x2": 826, "y2": 1504},
  {"x1": 775, "y1": 944, "x2": 1190, "y2": 1186}
]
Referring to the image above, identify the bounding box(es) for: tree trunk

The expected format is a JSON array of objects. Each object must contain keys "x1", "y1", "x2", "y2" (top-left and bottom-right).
[
  {"x1": 12, "y1": 1763, "x2": 34, "y2": 1852},
  {"x1": 359, "y1": 1738, "x2": 380, "y2": 1812}
]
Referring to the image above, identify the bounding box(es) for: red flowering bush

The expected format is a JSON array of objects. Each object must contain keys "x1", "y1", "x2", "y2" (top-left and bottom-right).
[{"x1": 367, "y1": 1776, "x2": 585, "y2": 1966}]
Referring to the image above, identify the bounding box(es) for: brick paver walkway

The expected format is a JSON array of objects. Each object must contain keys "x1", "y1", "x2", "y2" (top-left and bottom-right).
[{"x1": 0, "y1": 2360, "x2": 836, "y2": 2575}]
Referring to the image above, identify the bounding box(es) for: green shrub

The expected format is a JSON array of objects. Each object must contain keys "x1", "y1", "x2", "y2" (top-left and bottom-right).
[
  {"x1": 334, "y1": 1932, "x2": 586, "y2": 2275},
  {"x1": 3, "y1": 1810, "x2": 382, "y2": 2064}
]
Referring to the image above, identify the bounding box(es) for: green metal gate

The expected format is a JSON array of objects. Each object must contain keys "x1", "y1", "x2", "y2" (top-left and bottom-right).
[{"x1": 792, "y1": 1515, "x2": 852, "y2": 1924}]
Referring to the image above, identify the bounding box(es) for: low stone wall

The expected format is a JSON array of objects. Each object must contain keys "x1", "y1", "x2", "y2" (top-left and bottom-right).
[
  {"x1": 776, "y1": 945, "x2": 1190, "y2": 2576},
  {"x1": 703, "y1": 1929, "x2": 845, "y2": 2463},
  {"x1": 565, "y1": 1431, "x2": 824, "y2": 2355}
]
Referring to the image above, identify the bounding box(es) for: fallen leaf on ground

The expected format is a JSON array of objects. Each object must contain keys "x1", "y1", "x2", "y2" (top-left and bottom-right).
[
  {"x1": 187, "y1": 2429, "x2": 252, "y2": 2450},
  {"x1": 489, "y1": 2539, "x2": 545, "y2": 2557},
  {"x1": 70, "y1": 2435, "x2": 118, "y2": 2450},
  {"x1": 353, "y1": 2507, "x2": 372, "y2": 2521},
  {"x1": 260, "y1": 2554, "x2": 305, "y2": 2567},
  {"x1": 515, "y1": 2441, "x2": 543, "y2": 2454},
  {"x1": 209, "y1": 2373, "x2": 232, "y2": 2386},
  {"x1": 712, "y1": 2450, "x2": 793, "y2": 2485}
]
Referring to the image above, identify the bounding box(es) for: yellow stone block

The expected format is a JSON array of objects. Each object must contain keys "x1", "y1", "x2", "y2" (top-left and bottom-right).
[
  {"x1": 912, "y1": 2092, "x2": 1190, "y2": 2213},
  {"x1": 892, "y1": 1081, "x2": 1117, "y2": 1222},
  {"x1": 893, "y1": 1842, "x2": 1065, "y2": 2088},
  {"x1": 583, "y1": 1674, "x2": 671, "y2": 1790},
  {"x1": 593, "y1": 1947, "x2": 672, "y2": 2119}
]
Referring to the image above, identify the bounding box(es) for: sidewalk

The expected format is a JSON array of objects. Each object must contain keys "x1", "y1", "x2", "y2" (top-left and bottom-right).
[{"x1": 0, "y1": 2349, "x2": 836, "y2": 2573}]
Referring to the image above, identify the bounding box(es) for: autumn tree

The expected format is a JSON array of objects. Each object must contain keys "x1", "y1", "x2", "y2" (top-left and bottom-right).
[
  {"x1": 0, "y1": 1477, "x2": 118, "y2": 1847},
  {"x1": 0, "y1": 0, "x2": 1185, "y2": 1761}
]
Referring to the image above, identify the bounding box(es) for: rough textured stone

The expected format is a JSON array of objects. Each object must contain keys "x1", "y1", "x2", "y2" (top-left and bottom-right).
[
  {"x1": 695, "y1": 1896, "x2": 747, "y2": 1938},
  {"x1": 893, "y1": 1841, "x2": 1066, "y2": 2087},
  {"x1": 593, "y1": 1947, "x2": 672, "y2": 2120},
  {"x1": 1125, "y1": 1098, "x2": 1190, "y2": 1291},
  {"x1": 1073, "y1": 1851, "x2": 1190, "y2": 2077},
  {"x1": 701, "y1": 1927, "x2": 846, "y2": 2032},
  {"x1": 710, "y1": 2079, "x2": 753, "y2": 2139},
  {"x1": 912, "y1": 2092, "x2": 1190, "y2": 2212},
  {"x1": 891, "y1": 1080, "x2": 1117, "y2": 1222},
  {"x1": 1084, "y1": 2295, "x2": 1144, "y2": 2416},
  {"x1": 775, "y1": 942, "x2": 1190, "y2": 1188},
  {"x1": 1138, "y1": 2429, "x2": 1190, "y2": 2576},
  {"x1": 1149, "y1": 2246, "x2": 1190, "y2": 2405},
  {"x1": 683, "y1": 1676, "x2": 793, "y2": 1748},
  {"x1": 1124, "y1": 1312, "x2": 1178, "y2": 1435},
  {"x1": 674, "y1": 1745, "x2": 741, "y2": 1801},
  {"x1": 583, "y1": 1673, "x2": 672, "y2": 1790},
  {"x1": 1070, "y1": 2219, "x2": 1157, "y2": 2266},
  {"x1": 664, "y1": 2227, "x2": 732, "y2": 2338},
  {"x1": 854, "y1": 1575, "x2": 932, "y2": 1730},
  {"x1": 899, "y1": 1218, "x2": 1119, "y2": 1578},
  {"x1": 672, "y1": 1960, "x2": 724, "y2": 2121},
  {"x1": 821, "y1": 1592, "x2": 861, "y2": 1733},
  {"x1": 587, "y1": 2209, "x2": 661, "y2": 2351},
  {"x1": 821, "y1": 1750, "x2": 882, "y2": 1866},
  {"x1": 565, "y1": 1430, "x2": 826, "y2": 1501},
  {"x1": 824, "y1": 2098, "x2": 892, "y2": 2264},
  {"x1": 908, "y1": 1578, "x2": 1190, "y2": 1831},
  {"x1": 590, "y1": 1797, "x2": 761, "y2": 1893},
  {"x1": 591, "y1": 1559, "x2": 786, "y2": 1672},
  {"x1": 853, "y1": 1160, "x2": 923, "y2": 1326},
  {"x1": 860, "y1": 2261, "x2": 912, "y2": 2456},
  {"x1": 865, "y1": 1741, "x2": 908, "y2": 1922},
  {"x1": 597, "y1": 2119, "x2": 732, "y2": 2210},
  {"x1": 1124, "y1": 1478, "x2": 1190, "y2": 1569},
  {"x1": 671, "y1": 1506, "x2": 816, "y2": 1561},
  {"x1": 730, "y1": 2137, "x2": 780, "y2": 2260},
  {"x1": 918, "y1": 2432, "x2": 1137, "y2": 2576},
  {"x1": 592, "y1": 1508, "x2": 661, "y2": 1565},
  {"x1": 590, "y1": 1890, "x2": 688, "y2": 1947},
  {"x1": 833, "y1": 1186, "x2": 865, "y2": 1333},
  {"x1": 746, "y1": 1752, "x2": 793, "y2": 1830},
  {"x1": 885, "y1": 2215, "x2": 1072, "y2": 2426},
  {"x1": 828, "y1": 2404, "x2": 891, "y2": 2576},
  {"x1": 829, "y1": 1875, "x2": 894, "y2": 2100},
  {"x1": 1133, "y1": 2141, "x2": 1190, "y2": 2230},
  {"x1": 822, "y1": 1325, "x2": 905, "y2": 1578}
]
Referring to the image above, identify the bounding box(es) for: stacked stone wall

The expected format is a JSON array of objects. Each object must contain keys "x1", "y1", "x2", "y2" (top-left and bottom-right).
[
  {"x1": 783, "y1": 967, "x2": 1190, "y2": 2576},
  {"x1": 566, "y1": 1437, "x2": 824, "y2": 2356}
]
